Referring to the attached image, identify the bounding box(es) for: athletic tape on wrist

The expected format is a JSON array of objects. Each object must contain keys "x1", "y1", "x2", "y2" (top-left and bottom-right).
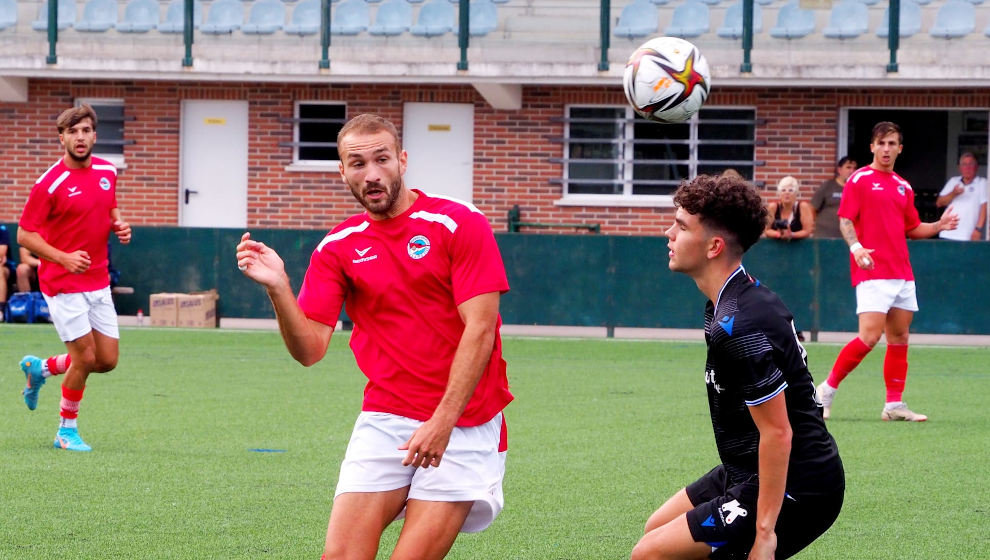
[{"x1": 849, "y1": 242, "x2": 863, "y2": 254}]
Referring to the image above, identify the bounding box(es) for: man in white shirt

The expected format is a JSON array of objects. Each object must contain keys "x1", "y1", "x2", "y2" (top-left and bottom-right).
[{"x1": 936, "y1": 152, "x2": 987, "y2": 241}]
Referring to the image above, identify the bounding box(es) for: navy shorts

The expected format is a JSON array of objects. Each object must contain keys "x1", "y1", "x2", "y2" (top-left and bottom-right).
[{"x1": 684, "y1": 465, "x2": 844, "y2": 559}]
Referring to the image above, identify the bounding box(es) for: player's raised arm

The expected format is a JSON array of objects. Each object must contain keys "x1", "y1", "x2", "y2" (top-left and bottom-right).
[{"x1": 236, "y1": 231, "x2": 332, "y2": 366}]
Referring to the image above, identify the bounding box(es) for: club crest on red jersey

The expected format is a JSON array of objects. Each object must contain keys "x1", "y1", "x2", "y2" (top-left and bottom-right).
[
  {"x1": 99, "y1": 177, "x2": 111, "y2": 191},
  {"x1": 407, "y1": 235, "x2": 430, "y2": 260}
]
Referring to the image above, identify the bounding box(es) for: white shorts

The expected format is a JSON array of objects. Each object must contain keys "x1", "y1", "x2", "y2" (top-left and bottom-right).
[
  {"x1": 334, "y1": 411, "x2": 506, "y2": 533},
  {"x1": 44, "y1": 287, "x2": 120, "y2": 342},
  {"x1": 855, "y1": 279, "x2": 919, "y2": 314}
]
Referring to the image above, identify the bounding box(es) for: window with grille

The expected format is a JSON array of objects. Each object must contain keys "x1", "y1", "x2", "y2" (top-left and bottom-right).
[
  {"x1": 556, "y1": 106, "x2": 758, "y2": 205},
  {"x1": 293, "y1": 102, "x2": 347, "y2": 164},
  {"x1": 76, "y1": 99, "x2": 129, "y2": 166}
]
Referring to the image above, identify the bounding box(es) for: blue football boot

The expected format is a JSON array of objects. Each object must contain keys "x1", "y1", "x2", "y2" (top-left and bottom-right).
[
  {"x1": 20, "y1": 355, "x2": 46, "y2": 411},
  {"x1": 54, "y1": 427, "x2": 92, "y2": 452}
]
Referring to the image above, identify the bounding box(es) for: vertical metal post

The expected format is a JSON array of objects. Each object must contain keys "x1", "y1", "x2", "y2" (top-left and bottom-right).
[
  {"x1": 457, "y1": 0, "x2": 469, "y2": 70},
  {"x1": 740, "y1": 0, "x2": 753, "y2": 73},
  {"x1": 46, "y1": 0, "x2": 58, "y2": 64},
  {"x1": 182, "y1": 0, "x2": 194, "y2": 67},
  {"x1": 319, "y1": 0, "x2": 331, "y2": 69},
  {"x1": 599, "y1": 0, "x2": 610, "y2": 71},
  {"x1": 887, "y1": 0, "x2": 900, "y2": 72}
]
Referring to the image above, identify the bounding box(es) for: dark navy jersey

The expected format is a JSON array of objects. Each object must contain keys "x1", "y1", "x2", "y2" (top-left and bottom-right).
[{"x1": 703, "y1": 267, "x2": 842, "y2": 495}]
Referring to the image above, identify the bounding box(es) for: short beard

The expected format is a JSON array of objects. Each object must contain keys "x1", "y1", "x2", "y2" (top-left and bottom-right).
[
  {"x1": 66, "y1": 147, "x2": 93, "y2": 163},
  {"x1": 353, "y1": 178, "x2": 403, "y2": 217}
]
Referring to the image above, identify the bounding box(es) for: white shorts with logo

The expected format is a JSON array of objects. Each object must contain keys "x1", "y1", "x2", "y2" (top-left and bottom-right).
[
  {"x1": 334, "y1": 411, "x2": 506, "y2": 533},
  {"x1": 855, "y1": 279, "x2": 919, "y2": 314},
  {"x1": 44, "y1": 286, "x2": 120, "y2": 342}
]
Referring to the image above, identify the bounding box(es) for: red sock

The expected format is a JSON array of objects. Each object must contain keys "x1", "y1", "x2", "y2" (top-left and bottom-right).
[
  {"x1": 827, "y1": 337, "x2": 873, "y2": 388},
  {"x1": 60, "y1": 386, "x2": 85, "y2": 420},
  {"x1": 47, "y1": 354, "x2": 71, "y2": 376},
  {"x1": 883, "y1": 344, "x2": 909, "y2": 403}
]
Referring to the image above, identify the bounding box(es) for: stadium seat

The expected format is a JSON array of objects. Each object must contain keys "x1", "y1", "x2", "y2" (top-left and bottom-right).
[
  {"x1": 411, "y1": 0, "x2": 454, "y2": 36},
  {"x1": 330, "y1": 0, "x2": 369, "y2": 35},
  {"x1": 649, "y1": 0, "x2": 671, "y2": 5},
  {"x1": 242, "y1": 0, "x2": 285, "y2": 34},
  {"x1": 614, "y1": 0, "x2": 658, "y2": 39},
  {"x1": 75, "y1": 0, "x2": 118, "y2": 32},
  {"x1": 717, "y1": 1, "x2": 763, "y2": 39},
  {"x1": 664, "y1": 0, "x2": 709, "y2": 38},
  {"x1": 929, "y1": 0, "x2": 974, "y2": 38},
  {"x1": 769, "y1": 0, "x2": 815, "y2": 38},
  {"x1": 876, "y1": 0, "x2": 921, "y2": 37},
  {"x1": 0, "y1": 0, "x2": 17, "y2": 31},
  {"x1": 464, "y1": 0, "x2": 498, "y2": 36},
  {"x1": 32, "y1": 0, "x2": 77, "y2": 31},
  {"x1": 369, "y1": 0, "x2": 412, "y2": 35},
  {"x1": 159, "y1": 0, "x2": 202, "y2": 33},
  {"x1": 117, "y1": 0, "x2": 159, "y2": 33},
  {"x1": 284, "y1": 0, "x2": 319, "y2": 35},
  {"x1": 698, "y1": 0, "x2": 721, "y2": 5},
  {"x1": 200, "y1": 0, "x2": 243, "y2": 34},
  {"x1": 856, "y1": 0, "x2": 880, "y2": 5},
  {"x1": 822, "y1": 0, "x2": 868, "y2": 39}
]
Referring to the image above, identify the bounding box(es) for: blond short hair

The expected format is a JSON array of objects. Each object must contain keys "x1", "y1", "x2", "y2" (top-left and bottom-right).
[{"x1": 777, "y1": 175, "x2": 800, "y2": 193}]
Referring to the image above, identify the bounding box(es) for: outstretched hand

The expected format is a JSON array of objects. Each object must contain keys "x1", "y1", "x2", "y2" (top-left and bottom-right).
[
  {"x1": 939, "y1": 207, "x2": 960, "y2": 232},
  {"x1": 236, "y1": 232, "x2": 288, "y2": 289}
]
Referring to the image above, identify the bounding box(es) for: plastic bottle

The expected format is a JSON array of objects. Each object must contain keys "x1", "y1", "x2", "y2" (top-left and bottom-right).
[{"x1": 136, "y1": 308, "x2": 144, "y2": 326}]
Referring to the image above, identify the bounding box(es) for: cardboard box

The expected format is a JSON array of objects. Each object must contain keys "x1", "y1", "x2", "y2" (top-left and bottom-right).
[
  {"x1": 149, "y1": 293, "x2": 179, "y2": 327},
  {"x1": 176, "y1": 290, "x2": 219, "y2": 328}
]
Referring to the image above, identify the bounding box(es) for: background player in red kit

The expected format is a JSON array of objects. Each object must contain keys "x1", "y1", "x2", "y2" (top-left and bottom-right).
[
  {"x1": 236, "y1": 114, "x2": 512, "y2": 560},
  {"x1": 18, "y1": 103, "x2": 132, "y2": 451},
  {"x1": 816, "y1": 121, "x2": 958, "y2": 422}
]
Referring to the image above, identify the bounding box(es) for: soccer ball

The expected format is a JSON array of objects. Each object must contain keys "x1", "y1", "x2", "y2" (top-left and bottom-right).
[{"x1": 623, "y1": 36, "x2": 712, "y2": 124}]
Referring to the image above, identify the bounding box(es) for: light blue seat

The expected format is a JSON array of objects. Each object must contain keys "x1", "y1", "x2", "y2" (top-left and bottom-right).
[
  {"x1": 0, "y1": 0, "x2": 17, "y2": 31},
  {"x1": 717, "y1": 0, "x2": 762, "y2": 39},
  {"x1": 200, "y1": 0, "x2": 243, "y2": 33},
  {"x1": 117, "y1": 0, "x2": 159, "y2": 32},
  {"x1": 284, "y1": 0, "x2": 319, "y2": 35},
  {"x1": 698, "y1": 0, "x2": 721, "y2": 5},
  {"x1": 770, "y1": 0, "x2": 814, "y2": 38},
  {"x1": 930, "y1": 0, "x2": 974, "y2": 38},
  {"x1": 876, "y1": 0, "x2": 921, "y2": 37},
  {"x1": 615, "y1": 0, "x2": 658, "y2": 39},
  {"x1": 822, "y1": 0, "x2": 868, "y2": 38},
  {"x1": 664, "y1": 0, "x2": 709, "y2": 37},
  {"x1": 411, "y1": 0, "x2": 454, "y2": 36},
  {"x1": 33, "y1": 0, "x2": 77, "y2": 31},
  {"x1": 75, "y1": 0, "x2": 117, "y2": 31},
  {"x1": 369, "y1": 0, "x2": 412, "y2": 35},
  {"x1": 242, "y1": 0, "x2": 284, "y2": 34},
  {"x1": 856, "y1": 0, "x2": 880, "y2": 5},
  {"x1": 465, "y1": 0, "x2": 498, "y2": 36},
  {"x1": 649, "y1": 0, "x2": 670, "y2": 5},
  {"x1": 330, "y1": 0, "x2": 369, "y2": 35},
  {"x1": 159, "y1": 0, "x2": 202, "y2": 33}
]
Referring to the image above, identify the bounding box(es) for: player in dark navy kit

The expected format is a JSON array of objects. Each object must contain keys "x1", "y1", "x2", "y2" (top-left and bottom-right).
[{"x1": 631, "y1": 175, "x2": 844, "y2": 560}]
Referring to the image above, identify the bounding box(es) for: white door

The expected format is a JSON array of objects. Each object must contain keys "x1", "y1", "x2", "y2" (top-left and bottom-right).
[
  {"x1": 180, "y1": 100, "x2": 248, "y2": 227},
  {"x1": 402, "y1": 102, "x2": 474, "y2": 202}
]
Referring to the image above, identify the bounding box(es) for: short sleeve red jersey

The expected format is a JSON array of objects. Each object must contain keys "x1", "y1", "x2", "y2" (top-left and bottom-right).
[
  {"x1": 837, "y1": 166, "x2": 921, "y2": 286},
  {"x1": 298, "y1": 190, "x2": 513, "y2": 427},
  {"x1": 18, "y1": 157, "x2": 118, "y2": 296}
]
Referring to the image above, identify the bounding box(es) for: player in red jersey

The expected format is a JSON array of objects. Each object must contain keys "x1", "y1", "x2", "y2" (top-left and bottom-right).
[
  {"x1": 236, "y1": 114, "x2": 512, "y2": 560},
  {"x1": 816, "y1": 122, "x2": 957, "y2": 422},
  {"x1": 18, "y1": 104, "x2": 132, "y2": 451}
]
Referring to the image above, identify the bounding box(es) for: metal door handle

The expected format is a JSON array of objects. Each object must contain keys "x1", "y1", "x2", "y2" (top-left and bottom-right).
[{"x1": 184, "y1": 188, "x2": 199, "y2": 204}]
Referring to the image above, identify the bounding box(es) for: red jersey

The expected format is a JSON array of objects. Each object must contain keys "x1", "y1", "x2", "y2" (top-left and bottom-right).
[
  {"x1": 19, "y1": 157, "x2": 118, "y2": 296},
  {"x1": 837, "y1": 166, "x2": 921, "y2": 286},
  {"x1": 298, "y1": 190, "x2": 513, "y2": 427}
]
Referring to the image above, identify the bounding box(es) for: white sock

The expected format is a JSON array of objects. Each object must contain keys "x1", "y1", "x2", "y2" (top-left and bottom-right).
[
  {"x1": 60, "y1": 417, "x2": 77, "y2": 429},
  {"x1": 884, "y1": 401, "x2": 904, "y2": 410}
]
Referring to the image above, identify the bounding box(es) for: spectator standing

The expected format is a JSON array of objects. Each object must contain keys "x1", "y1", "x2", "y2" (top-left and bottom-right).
[
  {"x1": 812, "y1": 156, "x2": 858, "y2": 238},
  {"x1": 764, "y1": 176, "x2": 815, "y2": 240},
  {"x1": 935, "y1": 152, "x2": 987, "y2": 241}
]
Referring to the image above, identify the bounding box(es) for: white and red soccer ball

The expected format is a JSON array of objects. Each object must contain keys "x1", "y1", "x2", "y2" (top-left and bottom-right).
[{"x1": 623, "y1": 36, "x2": 712, "y2": 124}]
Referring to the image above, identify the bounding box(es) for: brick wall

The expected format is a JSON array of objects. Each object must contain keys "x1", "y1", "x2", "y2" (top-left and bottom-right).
[{"x1": 2, "y1": 80, "x2": 987, "y2": 235}]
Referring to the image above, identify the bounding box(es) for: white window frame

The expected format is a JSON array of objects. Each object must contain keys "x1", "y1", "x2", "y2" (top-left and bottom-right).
[
  {"x1": 286, "y1": 100, "x2": 346, "y2": 172},
  {"x1": 75, "y1": 98, "x2": 127, "y2": 169},
  {"x1": 556, "y1": 104, "x2": 756, "y2": 208}
]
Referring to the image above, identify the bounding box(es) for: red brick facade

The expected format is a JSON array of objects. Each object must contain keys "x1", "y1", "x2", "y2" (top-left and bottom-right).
[{"x1": 2, "y1": 80, "x2": 988, "y2": 234}]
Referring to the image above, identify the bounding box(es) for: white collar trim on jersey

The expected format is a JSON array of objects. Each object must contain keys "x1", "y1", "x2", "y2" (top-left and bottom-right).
[{"x1": 714, "y1": 265, "x2": 746, "y2": 313}]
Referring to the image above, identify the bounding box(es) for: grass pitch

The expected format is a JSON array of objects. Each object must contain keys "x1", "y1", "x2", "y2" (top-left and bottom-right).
[{"x1": 1, "y1": 325, "x2": 987, "y2": 559}]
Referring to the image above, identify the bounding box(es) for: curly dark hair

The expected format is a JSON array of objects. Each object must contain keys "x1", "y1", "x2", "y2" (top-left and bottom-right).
[{"x1": 673, "y1": 174, "x2": 768, "y2": 255}]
